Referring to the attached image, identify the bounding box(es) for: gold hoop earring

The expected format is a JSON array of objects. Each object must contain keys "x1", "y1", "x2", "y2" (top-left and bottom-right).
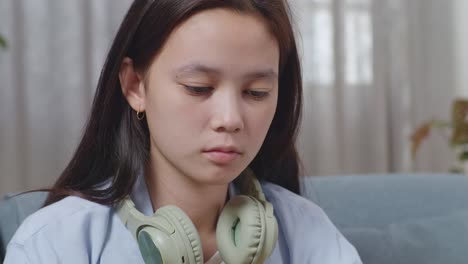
[{"x1": 136, "y1": 108, "x2": 145, "y2": 120}]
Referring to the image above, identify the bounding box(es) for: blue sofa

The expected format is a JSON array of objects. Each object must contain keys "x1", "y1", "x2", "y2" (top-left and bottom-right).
[{"x1": 1, "y1": 173, "x2": 468, "y2": 263}]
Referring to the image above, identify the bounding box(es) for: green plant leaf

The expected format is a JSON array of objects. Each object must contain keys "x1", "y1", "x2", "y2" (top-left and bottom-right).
[
  {"x1": 431, "y1": 120, "x2": 452, "y2": 128},
  {"x1": 0, "y1": 35, "x2": 7, "y2": 49},
  {"x1": 450, "y1": 167, "x2": 464, "y2": 174},
  {"x1": 459, "y1": 151, "x2": 468, "y2": 161}
]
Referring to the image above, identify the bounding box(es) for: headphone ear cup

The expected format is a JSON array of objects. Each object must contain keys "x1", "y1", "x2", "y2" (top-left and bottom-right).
[
  {"x1": 156, "y1": 206, "x2": 204, "y2": 264},
  {"x1": 136, "y1": 226, "x2": 178, "y2": 264},
  {"x1": 254, "y1": 201, "x2": 278, "y2": 262},
  {"x1": 216, "y1": 195, "x2": 267, "y2": 264}
]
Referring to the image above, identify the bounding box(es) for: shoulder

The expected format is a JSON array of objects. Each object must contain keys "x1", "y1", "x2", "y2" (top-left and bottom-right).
[
  {"x1": 261, "y1": 181, "x2": 335, "y2": 236},
  {"x1": 261, "y1": 181, "x2": 327, "y2": 223},
  {"x1": 8, "y1": 196, "x2": 111, "y2": 245},
  {"x1": 4, "y1": 196, "x2": 125, "y2": 263},
  {"x1": 262, "y1": 182, "x2": 362, "y2": 264}
]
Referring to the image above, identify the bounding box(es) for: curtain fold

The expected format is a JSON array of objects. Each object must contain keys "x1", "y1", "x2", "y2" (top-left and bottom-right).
[
  {"x1": 294, "y1": 0, "x2": 455, "y2": 176},
  {"x1": 0, "y1": 0, "x2": 132, "y2": 196}
]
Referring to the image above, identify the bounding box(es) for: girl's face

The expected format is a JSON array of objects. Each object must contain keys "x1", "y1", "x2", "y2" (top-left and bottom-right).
[{"x1": 140, "y1": 8, "x2": 279, "y2": 185}]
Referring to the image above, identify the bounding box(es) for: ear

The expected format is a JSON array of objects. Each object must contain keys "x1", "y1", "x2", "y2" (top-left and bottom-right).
[{"x1": 119, "y1": 57, "x2": 146, "y2": 112}]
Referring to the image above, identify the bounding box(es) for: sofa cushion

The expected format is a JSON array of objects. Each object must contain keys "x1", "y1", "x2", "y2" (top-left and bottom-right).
[
  {"x1": 343, "y1": 210, "x2": 468, "y2": 264},
  {"x1": 302, "y1": 174, "x2": 468, "y2": 229}
]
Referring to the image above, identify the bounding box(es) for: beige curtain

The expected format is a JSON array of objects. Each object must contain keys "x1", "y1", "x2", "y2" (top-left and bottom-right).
[
  {"x1": 0, "y1": 0, "x2": 457, "y2": 197},
  {"x1": 294, "y1": 0, "x2": 455, "y2": 176},
  {"x1": 0, "y1": 0, "x2": 132, "y2": 196}
]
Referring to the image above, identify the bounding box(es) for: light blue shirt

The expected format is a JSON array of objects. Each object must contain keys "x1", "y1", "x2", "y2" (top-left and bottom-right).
[{"x1": 4, "y1": 176, "x2": 362, "y2": 263}]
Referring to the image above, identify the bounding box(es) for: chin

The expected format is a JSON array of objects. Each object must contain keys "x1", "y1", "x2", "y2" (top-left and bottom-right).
[{"x1": 194, "y1": 164, "x2": 244, "y2": 184}]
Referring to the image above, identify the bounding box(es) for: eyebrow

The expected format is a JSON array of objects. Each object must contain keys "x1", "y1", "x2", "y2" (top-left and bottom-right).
[{"x1": 174, "y1": 63, "x2": 278, "y2": 80}]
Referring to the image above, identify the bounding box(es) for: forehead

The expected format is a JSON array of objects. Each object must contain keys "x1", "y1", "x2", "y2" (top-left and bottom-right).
[{"x1": 150, "y1": 8, "x2": 280, "y2": 78}]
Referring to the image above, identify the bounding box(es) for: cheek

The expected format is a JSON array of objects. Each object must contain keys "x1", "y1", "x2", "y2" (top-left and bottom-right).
[
  {"x1": 248, "y1": 99, "x2": 278, "y2": 142},
  {"x1": 145, "y1": 87, "x2": 207, "y2": 142}
]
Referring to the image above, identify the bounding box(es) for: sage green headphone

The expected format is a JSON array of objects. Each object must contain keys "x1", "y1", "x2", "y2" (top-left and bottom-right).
[{"x1": 116, "y1": 170, "x2": 278, "y2": 264}]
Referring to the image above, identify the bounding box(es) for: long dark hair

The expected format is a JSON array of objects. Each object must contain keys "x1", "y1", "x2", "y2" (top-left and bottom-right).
[{"x1": 45, "y1": 0, "x2": 303, "y2": 206}]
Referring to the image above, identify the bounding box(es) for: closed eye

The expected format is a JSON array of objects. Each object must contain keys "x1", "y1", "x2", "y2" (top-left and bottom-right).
[
  {"x1": 184, "y1": 86, "x2": 213, "y2": 95},
  {"x1": 244, "y1": 90, "x2": 270, "y2": 100}
]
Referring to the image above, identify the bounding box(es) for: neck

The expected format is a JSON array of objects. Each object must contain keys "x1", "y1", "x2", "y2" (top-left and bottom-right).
[{"x1": 144, "y1": 161, "x2": 229, "y2": 235}]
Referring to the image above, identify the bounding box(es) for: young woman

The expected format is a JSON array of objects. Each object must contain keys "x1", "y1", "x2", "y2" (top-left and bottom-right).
[{"x1": 4, "y1": 0, "x2": 362, "y2": 263}]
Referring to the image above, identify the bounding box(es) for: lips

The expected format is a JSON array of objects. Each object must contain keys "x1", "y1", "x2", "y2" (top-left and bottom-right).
[
  {"x1": 204, "y1": 146, "x2": 241, "y2": 154},
  {"x1": 203, "y1": 146, "x2": 242, "y2": 164}
]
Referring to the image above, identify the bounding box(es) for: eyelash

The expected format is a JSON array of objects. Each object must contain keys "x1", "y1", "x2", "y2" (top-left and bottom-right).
[
  {"x1": 184, "y1": 86, "x2": 269, "y2": 100},
  {"x1": 184, "y1": 86, "x2": 213, "y2": 95}
]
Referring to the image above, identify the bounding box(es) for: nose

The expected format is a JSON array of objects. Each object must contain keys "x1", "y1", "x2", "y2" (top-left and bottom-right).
[{"x1": 211, "y1": 91, "x2": 244, "y2": 133}]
